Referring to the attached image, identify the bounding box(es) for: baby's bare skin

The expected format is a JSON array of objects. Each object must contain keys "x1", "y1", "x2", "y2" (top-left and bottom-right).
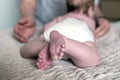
[
  {"x1": 36, "y1": 44, "x2": 52, "y2": 70},
  {"x1": 50, "y1": 31, "x2": 99, "y2": 67},
  {"x1": 37, "y1": 30, "x2": 99, "y2": 70},
  {"x1": 49, "y1": 31, "x2": 65, "y2": 60},
  {"x1": 21, "y1": 8, "x2": 99, "y2": 70},
  {"x1": 36, "y1": 11, "x2": 99, "y2": 70},
  {"x1": 36, "y1": 32, "x2": 65, "y2": 70}
]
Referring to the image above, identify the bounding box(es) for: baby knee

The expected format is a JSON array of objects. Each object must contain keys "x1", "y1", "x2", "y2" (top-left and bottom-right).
[
  {"x1": 90, "y1": 57, "x2": 100, "y2": 67},
  {"x1": 20, "y1": 45, "x2": 39, "y2": 59}
]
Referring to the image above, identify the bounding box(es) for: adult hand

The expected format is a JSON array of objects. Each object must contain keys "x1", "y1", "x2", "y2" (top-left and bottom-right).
[
  {"x1": 95, "y1": 18, "x2": 110, "y2": 38},
  {"x1": 14, "y1": 16, "x2": 36, "y2": 42}
]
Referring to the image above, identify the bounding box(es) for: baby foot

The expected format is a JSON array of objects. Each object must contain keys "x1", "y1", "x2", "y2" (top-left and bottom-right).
[
  {"x1": 36, "y1": 44, "x2": 52, "y2": 70},
  {"x1": 49, "y1": 31, "x2": 65, "y2": 60}
]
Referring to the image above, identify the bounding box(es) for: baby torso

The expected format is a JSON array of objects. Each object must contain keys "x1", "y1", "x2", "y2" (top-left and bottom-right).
[{"x1": 42, "y1": 17, "x2": 95, "y2": 42}]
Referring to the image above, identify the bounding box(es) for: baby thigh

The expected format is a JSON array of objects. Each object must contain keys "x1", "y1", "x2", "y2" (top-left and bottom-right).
[
  {"x1": 77, "y1": 41, "x2": 99, "y2": 67},
  {"x1": 20, "y1": 37, "x2": 46, "y2": 59},
  {"x1": 65, "y1": 39, "x2": 99, "y2": 67}
]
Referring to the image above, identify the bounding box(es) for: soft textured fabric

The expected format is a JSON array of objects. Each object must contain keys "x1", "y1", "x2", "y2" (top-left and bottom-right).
[
  {"x1": 0, "y1": 21, "x2": 120, "y2": 80},
  {"x1": 43, "y1": 17, "x2": 94, "y2": 42}
]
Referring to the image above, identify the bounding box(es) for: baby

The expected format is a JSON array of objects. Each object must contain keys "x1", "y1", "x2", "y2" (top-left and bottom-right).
[{"x1": 21, "y1": 0, "x2": 100, "y2": 70}]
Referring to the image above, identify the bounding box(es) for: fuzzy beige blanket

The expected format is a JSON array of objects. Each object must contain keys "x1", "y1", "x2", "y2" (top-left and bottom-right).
[{"x1": 0, "y1": 22, "x2": 120, "y2": 80}]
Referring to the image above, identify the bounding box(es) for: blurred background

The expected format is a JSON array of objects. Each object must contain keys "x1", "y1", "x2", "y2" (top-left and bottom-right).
[
  {"x1": 0, "y1": 0, "x2": 20, "y2": 30},
  {"x1": 0, "y1": 0, "x2": 120, "y2": 30},
  {"x1": 100, "y1": 0, "x2": 120, "y2": 21}
]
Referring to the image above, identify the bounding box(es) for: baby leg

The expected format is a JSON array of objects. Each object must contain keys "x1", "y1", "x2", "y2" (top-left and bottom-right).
[
  {"x1": 20, "y1": 36, "x2": 47, "y2": 59},
  {"x1": 64, "y1": 39, "x2": 100, "y2": 67},
  {"x1": 36, "y1": 44, "x2": 52, "y2": 70},
  {"x1": 49, "y1": 31, "x2": 99, "y2": 67}
]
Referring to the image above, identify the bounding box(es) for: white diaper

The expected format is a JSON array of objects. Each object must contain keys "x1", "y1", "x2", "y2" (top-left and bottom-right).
[{"x1": 42, "y1": 17, "x2": 94, "y2": 42}]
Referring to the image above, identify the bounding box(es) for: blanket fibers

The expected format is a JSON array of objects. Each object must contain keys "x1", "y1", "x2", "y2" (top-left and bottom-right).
[{"x1": 0, "y1": 22, "x2": 120, "y2": 80}]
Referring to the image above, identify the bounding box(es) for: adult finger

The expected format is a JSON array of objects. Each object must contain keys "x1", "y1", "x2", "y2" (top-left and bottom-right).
[
  {"x1": 22, "y1": 34, "x2": 29, "y2": 42},
  {"x1": 14, "y1": 24, "x2": 25, "y2": 37},
  {"x1": 96, "y1": 28, "x2": 107, "y2": 38},
  {"x1": 14, "y1": 27, "x2": 23, "y2": 39},
  {"x1": 14, "y1": 33, "x2": 24, "y2": 42},
  {"x1": 24, "y1": 19, "x2": 35, "y2": 28},
  {"x1": 95, "y1": 26, "x2": 104, "y2": 34},
  {"x1": 18, "y1": 18, "x2": 28, "y2": 25},
  {"x1": 95, "y1": 26, "x2": 109, "y2": 38}
]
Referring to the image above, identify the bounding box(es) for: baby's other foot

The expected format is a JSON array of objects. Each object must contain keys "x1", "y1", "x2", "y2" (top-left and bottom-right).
[
  {"x1": 36, "y1": 44, "x2": 52, "y2": 70},
  {"x1": 49, "y1": 31, "x2": 65, "y2": 60}
]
